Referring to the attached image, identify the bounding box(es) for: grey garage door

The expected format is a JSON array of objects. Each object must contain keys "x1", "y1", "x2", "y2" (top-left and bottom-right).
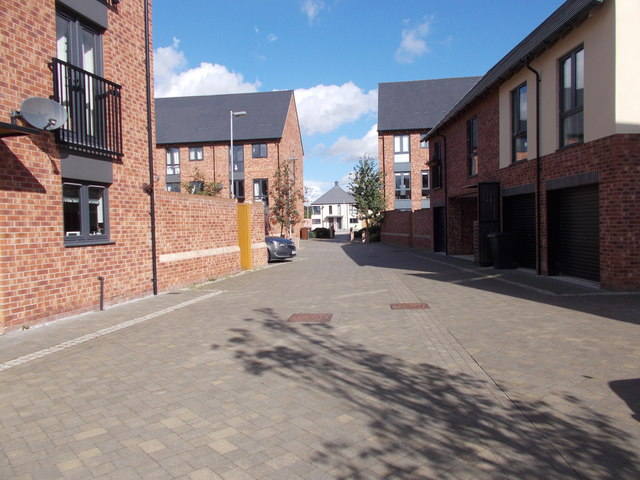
[{"x1": 548, "y1": 184, "x2": 599, "y2": 282}]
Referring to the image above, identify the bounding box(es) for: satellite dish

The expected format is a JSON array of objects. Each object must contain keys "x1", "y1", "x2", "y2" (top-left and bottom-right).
[{"x1": 19, "y1": 97, "x2": 68, "y2": 131}]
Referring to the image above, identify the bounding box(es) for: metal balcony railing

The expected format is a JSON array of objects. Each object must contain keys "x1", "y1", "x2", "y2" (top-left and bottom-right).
[{"x1": 51, "y1": 58, "x2": 123, "y2": 158}]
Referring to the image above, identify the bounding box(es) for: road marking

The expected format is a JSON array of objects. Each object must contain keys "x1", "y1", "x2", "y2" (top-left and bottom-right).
[{"x1": 0, "y1": 291, "x2": 224, "y2": 373}]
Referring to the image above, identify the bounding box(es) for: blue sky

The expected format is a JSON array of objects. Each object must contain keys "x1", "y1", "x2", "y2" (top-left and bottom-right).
[{"x1": 153, "y1": 0, "x2": 565, "y2": 201}]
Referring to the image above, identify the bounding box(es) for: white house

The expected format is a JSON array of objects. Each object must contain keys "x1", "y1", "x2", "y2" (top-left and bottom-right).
[{"x1": 311, "y1": 182, "x2": 362, "y2": 231}]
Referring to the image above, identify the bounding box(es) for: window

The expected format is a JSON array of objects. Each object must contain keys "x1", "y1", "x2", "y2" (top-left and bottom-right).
[
  {"x1": 252, "y1": 143, "x2": 268, "y2": 158},
  {"x1": 232, "y1": 145, "x2": 244, "y2": 172},
  {"x1": 349, "y1": 218, "x2": 358, "y2": 224},
  {"x1": 394, "y1": 172, "x2": 411, "y2": 199},
  {"x1": 394, "y1": 135, "x2": 410, "y2": 163},
  {"x1": 312, "y1": 219, "x2": 321, "y2": 224},
  {"x1": 560, "y1": 46, "x2": 584, "y2": 147},
  {"x1": 329, "y1": 206, "x2": 333, "y2": 214},
  {"x1": 56, "y1": 9, "x2": 103, "y2": 75},
  {"x1": 467, "y1": 117, "x2": 478, "y2": 176},
  {"x1": 166, "y1": 183, "x2": 180, "y2": 192},
  {"x1": 431, "y1": 141, "x2": 443, "y2": 189},
  {"x1": 253, "y1": 178, "x2": 268, "y2": 205},
  {"x1": 312, "y1": 206, "x2": 321, "y2": 215},
  {"x1": 189, "y1": 146, "x2": 203, "y2": 161},
  {"x1": 234, "y1": 179, "x2": 245, "y2": 202},
  {"x1": 63, "y1": 181, "x2": 109, "y2": 245},
  {"x1": 421, "y1": 171, "x2": 430, "y2": 198},
  {"x1": 511, "y1": 84, "x2": 528, "y2": 162},
  {"x1": 166, "y1": 148, "x2": 180, "y2": 175},
  {"x1": 349, "y1": 205, "x2": 358, "y2": 216}
]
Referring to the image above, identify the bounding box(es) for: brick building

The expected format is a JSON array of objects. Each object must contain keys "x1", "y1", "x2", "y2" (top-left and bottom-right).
[
  {"x1": 0, "y1": 0, "x2": 158, "y2": 333},
  {"x1": 423, "y1": 0, "x2": 640, "y2": 290},
  {"x1": 155, "y1": 91, "x2": 304, "y2": 240},
  {"x1": 377, "y1": 78, "x2": 480, "y2": 211}
]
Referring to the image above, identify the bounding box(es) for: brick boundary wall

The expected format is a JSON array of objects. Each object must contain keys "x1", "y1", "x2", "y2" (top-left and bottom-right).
[{"x1": 381, "y1": 209, "x2": 434, "y2": 251}]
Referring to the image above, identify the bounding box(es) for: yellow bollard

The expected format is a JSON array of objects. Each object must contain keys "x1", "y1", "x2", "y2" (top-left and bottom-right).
[{"x1": 237, "y1": 203, "x2": 252, "y2": 270}]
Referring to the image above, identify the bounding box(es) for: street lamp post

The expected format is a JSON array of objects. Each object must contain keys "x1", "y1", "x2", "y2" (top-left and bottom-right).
[{"x1": 229, "y1": 110, "x2": 247, "y2": 199}]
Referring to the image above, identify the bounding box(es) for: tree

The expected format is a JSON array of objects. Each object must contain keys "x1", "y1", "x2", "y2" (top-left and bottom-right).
[
  {"x1": 181, "y1": 168, "x2": 223, "y2": 196},
  {"x1": 349, "y1": 154, "x2": 385, "y2": 242},
  {"x1": 270, "y1": 161, "x2": 304, "y2": 237}
]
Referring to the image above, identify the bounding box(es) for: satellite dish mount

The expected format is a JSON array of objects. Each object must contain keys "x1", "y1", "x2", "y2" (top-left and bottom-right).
[{"x1": 12, "y1": 97, "x2": 68, "y2": 131}]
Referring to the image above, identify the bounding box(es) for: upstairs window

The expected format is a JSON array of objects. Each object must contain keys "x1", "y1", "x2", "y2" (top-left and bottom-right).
[
  {"x1": 166, "y1": 148, "x2": 180, "y2": 175},
  {"x1": 232, "y1": 145, "x2": 244, "y2": 172},
  {"x1": 56, "y1": 9, "x2": 103, "y2": 75},
  {"x1": 421, "y1": 171, "x2": 430, "y2": 198},
  {"x1": 63, "y1": 181, "x2": 109, "y2": 245},
  {"x1": 560, "y1": 46, "x2": 584, "y2": 147},
  {"x1": 394, "y1": 172, "x2": 411, "y2": 199},
  {"x1": 252, "y1": 143, "x2": 268, "y2": 158},
  {"x1": 512, "y1": 83, "x2": 528, "y2": 162},
  {"x1": 394, "y1": 135, "x2": 410, "y2": 163},
  {"x1": 189, "y1": 146, "x2": 203, "y2": 161},
  {"x1": 312, "y1": 206, "x2": 321, "y2": 215},
  {"x1": 467, "y1": 117, "x2": 478, "y2": 177}
]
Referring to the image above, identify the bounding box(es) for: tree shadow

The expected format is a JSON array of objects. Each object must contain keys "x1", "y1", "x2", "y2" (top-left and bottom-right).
[{"x1": 216, "y1": 309, "x2": 640, "y2": 479}]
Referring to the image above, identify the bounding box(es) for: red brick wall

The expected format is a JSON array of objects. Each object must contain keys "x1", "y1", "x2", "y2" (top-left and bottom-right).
[
  {"x1": 251, "y1": 201, "x2": 269, "y2": 267},
  {"x1": 1, "y1": 1, "x2": 155, "y2": 332},
  {"x1": 381, "y1": 208, "x2": 434, "y2": 250},
  {"x1": 379, "y1": 131, "x2": 430, "y2": 211}
]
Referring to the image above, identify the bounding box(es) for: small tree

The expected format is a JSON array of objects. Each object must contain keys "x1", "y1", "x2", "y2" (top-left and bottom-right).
[
  {"x1": 349, "y1": 154, "x2": 385, "y2": 242},
  {"x1": 182, "y1": 168, "x2": 223, "y2": 196},
  {"x1": 270, "y1": 161, "x2": 304, "y2": 237}
]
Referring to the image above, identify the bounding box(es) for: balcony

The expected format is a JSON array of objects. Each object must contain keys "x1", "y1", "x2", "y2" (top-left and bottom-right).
[{"x1": 51, "y1": 58, "x2": 123, "y2": 159}]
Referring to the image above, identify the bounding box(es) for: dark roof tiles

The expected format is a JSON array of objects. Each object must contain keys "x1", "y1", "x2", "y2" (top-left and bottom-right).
[
  {"x1": 156, "y1": 90, "x2": 294, "y2": 145},
  {"x1": 377, "y1": 77, "x2": 481, "y2": 132}
]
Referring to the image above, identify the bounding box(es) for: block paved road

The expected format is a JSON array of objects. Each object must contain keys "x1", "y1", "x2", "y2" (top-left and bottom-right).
[{"x1": 1, "y1": 235, "x2": 639, "y2": 479}]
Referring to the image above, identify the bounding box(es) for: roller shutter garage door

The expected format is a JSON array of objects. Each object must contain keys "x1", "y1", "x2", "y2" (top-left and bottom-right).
[
  {"x1": 503, "y1": 193, "x2": 536, "y2": 269},
  {"x1": 548, "y1": 184, "x2": 599, "y2": 281}
]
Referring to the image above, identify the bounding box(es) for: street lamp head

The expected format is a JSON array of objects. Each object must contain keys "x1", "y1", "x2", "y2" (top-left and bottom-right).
[{"x1": 232, "y1": 111, "x2": 247, "y2": 117}]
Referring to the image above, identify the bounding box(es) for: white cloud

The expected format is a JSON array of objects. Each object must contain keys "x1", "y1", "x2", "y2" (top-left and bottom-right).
[
  {"x1": 395, "y1": 16, "x2": 433, "y2": 64},
  {"x1": 295, "y1": 83, "x2": 377, "y2": 135},
  {"x1": 154, "y1": 39, "x2": 261, "y2": 98},
  {"x1": 301, "y1": 0, "x2": 326, "y2": 23},
  {"x1": 267, "y1": 33, "x2": 278, "y2": 43},
  {"x1": 304, "y1": 179, "x2": 334, "y2": 203},
  {"x1": 325, "y1": 124, "x2": 378, "y2": 163}
]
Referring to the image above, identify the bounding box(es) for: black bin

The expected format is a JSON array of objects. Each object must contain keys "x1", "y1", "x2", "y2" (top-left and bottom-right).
[{"x1": 488, "y1": 232, "x2": 518, "y2": 269}]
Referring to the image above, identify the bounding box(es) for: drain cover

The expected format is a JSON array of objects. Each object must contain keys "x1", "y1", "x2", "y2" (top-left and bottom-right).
[
  {"x1": 390, "y1": 303, "x2": 430, "y2": 310},
  {"x1": 287, "y1": 313, "x2": 332, "y2": 323}
]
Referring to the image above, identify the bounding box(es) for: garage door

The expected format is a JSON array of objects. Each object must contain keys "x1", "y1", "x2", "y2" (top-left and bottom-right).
[
  {"x1": 503, "y1": 193, "x2": 536, "y2": 269},
  {"x1": 548, "y1": 184, "x2": 599, "y2": 281}
]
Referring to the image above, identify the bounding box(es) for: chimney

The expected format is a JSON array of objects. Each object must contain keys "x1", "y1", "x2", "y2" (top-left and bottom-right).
[{"x1": 334, "y1": 181, "x2": 339, "y2": 186}]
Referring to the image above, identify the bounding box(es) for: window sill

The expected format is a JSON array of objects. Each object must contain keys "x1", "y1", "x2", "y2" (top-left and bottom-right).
[
  {"x1": 64, "y1": 240, "x2": 116, "y2": 248},
  {"x1": 557, "y1": 141, "x2": 584, "y2": 152}
]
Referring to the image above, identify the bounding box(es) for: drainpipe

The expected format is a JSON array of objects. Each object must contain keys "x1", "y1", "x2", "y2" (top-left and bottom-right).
[
  {"x1": 144, "y1": 0, "x2": 158, "y2": 295},
  {"x1": 437, "y1": 133, "x2": 449, "y2": 256},
  {"x1": 526, "y1": 58, "x2": 542, "y2": 275}
]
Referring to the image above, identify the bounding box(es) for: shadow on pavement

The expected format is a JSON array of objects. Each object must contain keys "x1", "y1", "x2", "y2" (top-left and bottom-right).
[
  {"x1": 609, "y1": 379, "x2": 640, "y2": 422},
  {"x1": 214, "y1": 309, "x2": 640, "y2": 479},
  {"x1": 339, "y1": 241, "x2": 640, "y2": 326}
]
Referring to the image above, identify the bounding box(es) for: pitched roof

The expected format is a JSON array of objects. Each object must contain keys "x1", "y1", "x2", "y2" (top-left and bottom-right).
[
  {"x1": 312, "y1": 183, "x2": 355, "y2": 205},
  {"x1": 377, "y1": 77, "x2": 481, "y2": 132},
  {"x1": 155, "y1": 90, "x2": 294, "y2": 145},
  {"x1": 425, "y1": 0, "x2": 603, "y2": 140}
]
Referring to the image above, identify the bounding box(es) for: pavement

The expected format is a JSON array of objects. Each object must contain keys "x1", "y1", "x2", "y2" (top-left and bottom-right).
[{"x1": 1, "y1": 235, "x2": 639, "y2": 480}]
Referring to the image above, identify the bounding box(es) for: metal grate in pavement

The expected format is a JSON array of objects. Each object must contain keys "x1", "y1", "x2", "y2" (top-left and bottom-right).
[
  {"x1": 390, "y1": 303, "x2": 430, "y2": 310},
  {"x1": 287, "y1": 313, "x2": 332, "y2": 323}
]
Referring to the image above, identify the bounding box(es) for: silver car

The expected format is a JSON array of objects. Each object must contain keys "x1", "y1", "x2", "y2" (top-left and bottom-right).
[{"x1": 266, "y1": 237, "x2": 297, "y2": 261}]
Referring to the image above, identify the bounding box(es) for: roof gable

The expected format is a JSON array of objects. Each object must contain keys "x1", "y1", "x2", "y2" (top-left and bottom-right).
[
  {"x1": 312, "y1": 184, "x2": 355, "y2": 205},
  {"x1": 377, "y1": 77, "x2": 480, "y2": 132},
  {"x1": 156, "y1": 91, "x2": 293, "y2": 145}
]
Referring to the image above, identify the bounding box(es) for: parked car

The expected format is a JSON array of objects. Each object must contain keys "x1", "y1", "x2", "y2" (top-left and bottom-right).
[{"x1": 266, "y1": 236, "x2": 297, "y2": 262}]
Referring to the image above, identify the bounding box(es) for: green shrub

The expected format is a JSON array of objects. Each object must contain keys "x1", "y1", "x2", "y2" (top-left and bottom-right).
[{"x1": 313, "y1": 227, "x2": 331, "y2": 238}]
